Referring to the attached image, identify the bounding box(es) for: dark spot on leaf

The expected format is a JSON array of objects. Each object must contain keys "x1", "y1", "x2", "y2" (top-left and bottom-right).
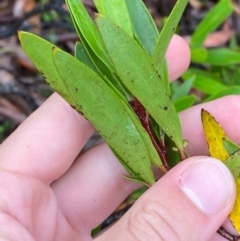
[
  {"x1": 74, "y1": 87, "x2": 78, "y2": 92},
  {"x1": 164, "y1": 106, "x2": 168, "y2": 111}
]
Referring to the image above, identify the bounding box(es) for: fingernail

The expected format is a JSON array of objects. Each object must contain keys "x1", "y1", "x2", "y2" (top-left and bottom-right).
[{"x1": 177, "y1": 158, "x2": 234, "y2": 216}]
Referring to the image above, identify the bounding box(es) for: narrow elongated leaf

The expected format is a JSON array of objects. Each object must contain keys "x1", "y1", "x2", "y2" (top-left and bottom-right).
[
  {"x1": 205, "y1": 48, "x2": 240, "y2": 66},
  {"x1": 66, "y1": 0, "x2": 113, "y2": 71},
  {"x1": 19, "y1": 32, "x2": 78, "y2": 109},
  {"x1": 68, "y1": 3, "x2": 131, "y2": 101},
  {"x1": 224, "y1": 150, "x2": 240, "y2": 180},
  {"x1": 151, "y1": 0, "x2": 188, "y2": 91},
  {"x1": 152, "y1": 0, "x2": 188, "y2": 72},
  {"x1": 173, "y1": 95, "x2": 196, "y2": 112},
  {"x1": 204, "y1": 86, "x2": 240, "y2": 102},
  {"x1": 93, "y1": 0, "x2": 133, "y2": 37},
  {"x1": 125, "y1": 0, "x2": 158, "y2": 55},
  {"x1": 74, "y1": 31, "x2": 130, "y2": 101},
  {"x1": 97, "y1": 16, "x2": 184, "y2": 150},
  {"x1": 191, "y1": 0, "x2": 233, "y2": 48},
  {"x1": 201, "y1": 109, "x2": 229, "y2": 161},
  {"x1": 171, "y1": 76, "x2": 195, "y2": 100},
  {"x1": 201, "y1": 109, "x2": 240, "y2": 233},
  {"x1": 75, "y1": 42, "x2": 129, "y2": 104},
  {"x1": 53, "y1": 48, "x2": 158, "y2": 185},
  {"x1": 182, "y1": 68, "x2": 227, "y2": 95},
  {"x1": 224, "y1": 139, "x2": 240, "y2": 155},
  {"x1": 75, "y1": 42, "x2": 99, "y2": 73}
]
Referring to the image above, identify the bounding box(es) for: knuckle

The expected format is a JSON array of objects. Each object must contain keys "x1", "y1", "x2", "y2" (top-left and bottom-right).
[{"x1": 127, "y1": 201, "x2": 188, "y2": 241}]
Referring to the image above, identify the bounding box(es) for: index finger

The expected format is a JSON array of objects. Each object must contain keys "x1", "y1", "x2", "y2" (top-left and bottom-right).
[{"x1": 0, "y1": 93, "x2": 95, "y2": 184}]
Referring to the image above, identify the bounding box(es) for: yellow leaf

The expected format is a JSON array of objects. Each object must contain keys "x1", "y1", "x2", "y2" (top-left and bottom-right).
[
  {"x1": 202, "y1": 109, "x2": 240, "y2": 234},
  {"x1": 201, "y1": 109, "x2": 229, "y2": 161},
  {"x1": 229, "y1": 178, "x2": 240, "y2": 233}
]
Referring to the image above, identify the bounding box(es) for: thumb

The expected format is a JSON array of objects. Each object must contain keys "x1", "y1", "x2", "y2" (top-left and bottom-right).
[{"x1": 96, "y1": 156, "x2": 236, "y2": 241}]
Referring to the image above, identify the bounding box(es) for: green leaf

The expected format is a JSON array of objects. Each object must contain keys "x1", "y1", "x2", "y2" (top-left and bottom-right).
[
  {"x1": 204, "y1": 48, "x2": 240, "y2": 66},
  {"x1": 93, "y1": 0, "x2": 133, "y2": 37},
  {"x1": 75, "y1": 42, "x2": 99, "y2": 73},
  {"x1": 67, "y1": 0, "x2": 131, "y2": 101},
  {"x1": 165, "y1": 135, "x2": 182, "y2": 168},
  {"x1": 171, "y1": 76, "x2": 195, "y2": 100},
  {"x1": 182, "y1": 68, "x2": 227, "y2": 95},
  {"x1": 152, "y1": 0, "x2": 188, "y2": 72},
  {"x1": 191, "y1": 0, "x2": 233, "y2": 48},
  {"x1": 204, "y1": 86, "x2": 240, "y2": 102},
  {"x1": 224, "y1": 139, "x2": 240, "y2": 156},
  {"x1": 19, "y1": 32, "x2": 78, "y2": 109},
  {"x1": 224, "y1": 150, "x2": 240, "y2": 181},
  {"x1": 125, "y1": 0, "x2": 158, "y2": 55},
  {"x1": 122, "y1": 105, "x2": 162, "y2": 168},
  {"x1": 190, "y1": 48, "x2": 208, "y2": 63},
  {"x1": 66, "y1": 0, "x2": 113, "y2": 71},
  {"x1": 97, "y1": 16, "x2": 184, "y2": 150},
  {"x1": 173, "y1": 95, "x2": 196, "y2": 112},
  {"x1": 53, "y1": 48, "x2": 157, "y2": 185},
  {"x1": 191, "y1": 48, "x2": 240, "y2": 66},
  {"x1": 78, "y1": 34, "x2": 131, "y2": 101}
]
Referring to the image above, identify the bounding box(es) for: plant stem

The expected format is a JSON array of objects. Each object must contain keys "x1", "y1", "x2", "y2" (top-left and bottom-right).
[
  {"x1": 130, "y1": 97, "x2": 170, "y2": 171},
  {"x1": 217, "y1": 227, "x2": 240, "y2": 241}
]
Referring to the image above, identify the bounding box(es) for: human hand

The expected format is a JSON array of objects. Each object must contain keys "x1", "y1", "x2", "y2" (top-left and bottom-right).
[{"x1": 0, "y1": 35, "x2": 237, "y2": 241}]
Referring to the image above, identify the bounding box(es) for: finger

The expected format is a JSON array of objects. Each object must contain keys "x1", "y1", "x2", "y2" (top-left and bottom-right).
[
  {"x1": 0, "y1": 34, "x2": 190, "y2": 184},
  {"x1": 0, "y1": 93, "x2": 95, "y2": 184},
  {"x1": 52, "y1": 95, "x2": 240, "y2": 234},
  {"x1": 95, "y1": 157, "x2": 236, "y2": 241},
  {"x1": 167, "y1": 34, "x2": 190, "y2": 81},
  {"x1": 52, "y1": 142, "x2": 137, "y2": 234}
]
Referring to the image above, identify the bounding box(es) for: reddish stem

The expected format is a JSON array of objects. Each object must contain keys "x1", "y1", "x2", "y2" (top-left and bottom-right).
[
  {"x1": 130, "y1": 97, "x2": 170, "y2": 171},
  {"x1": 217, "y1": 227, "x2": 240, "y2": 241}
]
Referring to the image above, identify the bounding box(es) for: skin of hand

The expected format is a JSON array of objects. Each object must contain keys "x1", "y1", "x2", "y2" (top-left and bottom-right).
[{"x1": 0, "y1": 35, "x2": 238, "y2": 241}]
